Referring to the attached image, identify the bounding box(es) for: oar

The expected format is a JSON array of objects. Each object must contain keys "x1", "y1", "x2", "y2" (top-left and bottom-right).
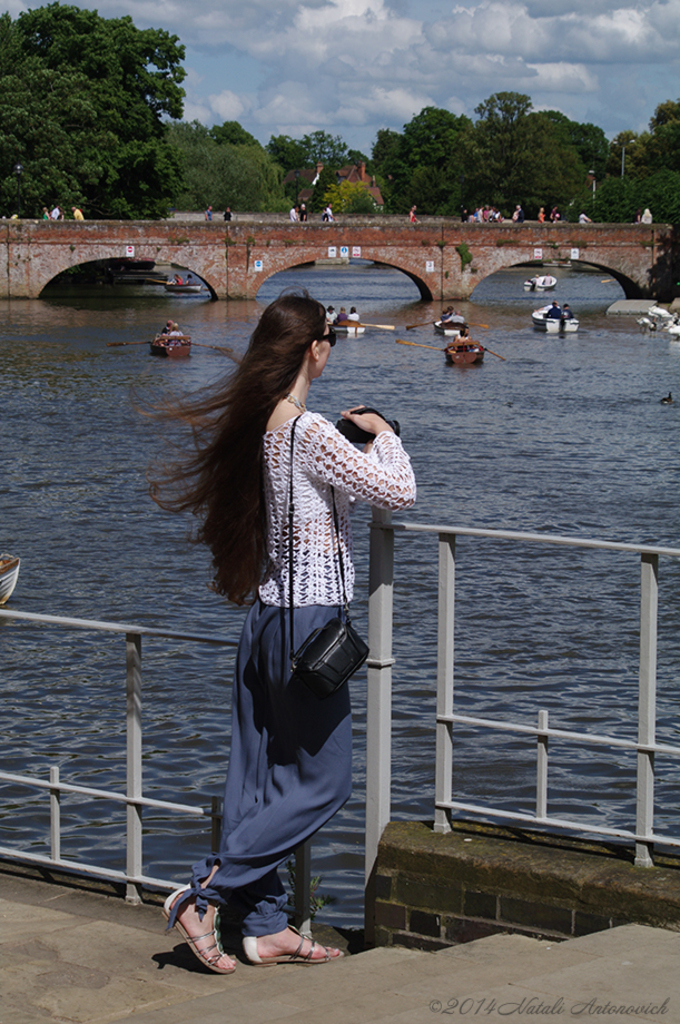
[
  {"x1": 396, "y1": 338, "x2": 443, "y2": 351},
  {"x1": 406, "y1": 319, "x2": 490, "y2": 330},
  {"x1": 107, "y1": 339, "x2": 151, "y2": 347},
  {"x1": 190, "y1": 342, "x2": 234, "y2": 354},
  {"x1": 483, "y1": 347, "x2": 506, "y2": 361},
  {"x1": 355, "y1": 322, "x2": 394, "y2": 330}
]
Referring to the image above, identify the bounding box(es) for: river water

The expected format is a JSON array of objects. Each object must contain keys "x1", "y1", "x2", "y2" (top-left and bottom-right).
[{"x1": 2, "y1": 262, "x2": 680, "y2": 927}]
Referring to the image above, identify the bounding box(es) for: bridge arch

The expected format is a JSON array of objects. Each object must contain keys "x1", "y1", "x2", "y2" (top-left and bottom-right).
[
  {"x1": 252, "y1": 250, "x2": 433, "y2": 301},
  {"x1": 41, "y1": 256, "x2": 220, "y2": 299},
  {"x1": 467, "y1": 257, "x2": 635, "y2": 299}
]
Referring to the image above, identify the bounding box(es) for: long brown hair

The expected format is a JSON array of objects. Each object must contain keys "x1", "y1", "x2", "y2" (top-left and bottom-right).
[{"x1": 150, "y1": 290, "x2": 327, "y2": 604}]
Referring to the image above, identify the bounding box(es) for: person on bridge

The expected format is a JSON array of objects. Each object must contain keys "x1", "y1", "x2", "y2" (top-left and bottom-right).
[
  {"x1": 409, "y1": 206, "x2": 419, "y2": 223},
  {"x1": 153, "y1": 290, "x2": 416, "y2": 974},
  {"x1": 289, "y1": 205, "x2": 299, "y2": 222},
  {"x1": 578, "y1": 212, "x2": 592, "y2": 223},
  {"x1": 72, "y1": 206, "x2": 84, "y2": 221},
  {"x1": 322, "y1": 203, "x2": 334, "y2": 222},
  {"x1": 205, "y1": 206, "x2": 213, "y2": 221}
]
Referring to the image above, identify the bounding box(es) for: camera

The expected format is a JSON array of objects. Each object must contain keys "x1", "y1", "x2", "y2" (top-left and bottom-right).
[{"x1": 335, "y1": 407, "x2": 401, "y2": 445}]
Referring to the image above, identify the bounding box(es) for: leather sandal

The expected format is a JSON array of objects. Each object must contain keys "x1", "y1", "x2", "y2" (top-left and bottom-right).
[
  {"x1": 242, "y1": 926, "x2": 343, "y2": 966},
  {"x1": 163, "y1": 886, "x2": 236, "y2": 975}
]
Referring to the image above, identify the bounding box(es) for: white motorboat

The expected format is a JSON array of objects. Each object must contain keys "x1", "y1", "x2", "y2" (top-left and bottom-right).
[
  {"x1": 434, "y1": 320, "x2": 465, "y2": 337},
  {"x1": 524, "y1": 275, "x2": 557, "y2": 292},
  {"x1": 334, "y1": 323, "x2": 365, "y2": 335},
  {"x1": 0, "y1": 553, "x2": 20, "y2": 604},
  {"x1": 532, "y1": 306, "x2": 579, "y2": 333}
]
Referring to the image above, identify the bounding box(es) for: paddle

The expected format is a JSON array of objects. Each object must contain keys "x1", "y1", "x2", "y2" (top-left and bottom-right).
[
  {"x1": 406, "y1": 319, "x2": 490, "y2": 330},
  {"x1": 396, "y1": 338, "x2": 444, "y2": 351},
  {"x1": 190, "y1": 342, "x2": 234, "y2": 354},
  {"x1": 107, "y1": 340, "x2": 149, "y2": 347},
  {"x1": 356, "y1": 322, "x2": 394, "y2": 330},
  {"x1": 396, "y1": 337, "x2": 505, "y2": 360}
]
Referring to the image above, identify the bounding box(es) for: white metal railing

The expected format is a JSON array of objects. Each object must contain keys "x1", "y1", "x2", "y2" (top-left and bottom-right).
[
  {"x1": 364, "y1": 511, "x2": 680, "y2": 939},
  {"x1": 4, "y1": 515, "x2": 680, "y2": 941}
]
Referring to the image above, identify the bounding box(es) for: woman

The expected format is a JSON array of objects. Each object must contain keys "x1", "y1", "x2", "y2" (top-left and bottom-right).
[
  {"x1": 538, "y1": 207, "x2": 545, "y2": 223},
  {"x1": 154, "y1": 291, "x2": 416, "y2": 973}
]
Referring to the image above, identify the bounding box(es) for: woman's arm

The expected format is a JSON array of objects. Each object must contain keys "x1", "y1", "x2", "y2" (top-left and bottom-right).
[{"x1": 297, "y1": 415, "x2": 416, "y2": 510}]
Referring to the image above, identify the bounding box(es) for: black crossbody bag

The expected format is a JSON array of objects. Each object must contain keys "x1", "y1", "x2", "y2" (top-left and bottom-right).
[{"x1": 287, "y1": 416, "x2": 369, "y2": 699}]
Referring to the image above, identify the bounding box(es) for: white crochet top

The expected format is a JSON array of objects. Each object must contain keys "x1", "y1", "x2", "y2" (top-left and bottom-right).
[{"x1": 259, "y1": 412, "x2": 416, "y2": 607}]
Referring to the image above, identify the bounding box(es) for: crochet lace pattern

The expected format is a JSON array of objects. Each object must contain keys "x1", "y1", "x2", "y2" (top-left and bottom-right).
[{"x1": 259, "y1": 412, "x2": 416, "y2": 607}]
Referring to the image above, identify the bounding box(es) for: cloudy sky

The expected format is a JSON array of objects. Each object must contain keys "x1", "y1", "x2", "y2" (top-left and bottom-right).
[{"x1": 9, "y1": 0, "x2": 680, "y2": 152}]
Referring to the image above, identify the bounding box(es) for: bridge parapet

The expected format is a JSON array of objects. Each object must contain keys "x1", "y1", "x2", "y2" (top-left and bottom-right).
[{"x1": 0, "y1": 219, "x2": 673, "y2": 301}]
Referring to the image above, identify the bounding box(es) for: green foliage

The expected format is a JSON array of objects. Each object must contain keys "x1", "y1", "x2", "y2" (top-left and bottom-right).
[
  {"x1": 285, "y1": 860, "x2": 335, "y2": 920},
  {"x1": 372, "y1": 106, "x2": 471, "y2": 214},
  {"x1": 593, "y1": 169, "x2": 680, "y2": 223},
  {"x1": 266, "y1": 131, "x2": 348, "y2": 175},
  {"x1": 456, "y1": 242, "x2": 472, "y2": 270},
  {"x1": 168, "y1": 121, "x2": 285, "y2": 212},
  {"x1": 460, "y1": 93, "x2": 587, "y2": 216},
  {"x1": 321, "y1": 180, "x2": 378, "y2": 214},
  {"x1": 539, "y1": 110, "x2": 609, "y2": 180},
  {"x1": 209, "y1": 121, "x2": 262, "y2": 149},
  {"x1": 0, "y1": 4, "x2": 186, "y2": 218},
  {"x1": 310, "y1": 165, "x2": 338, "y2": 212}
]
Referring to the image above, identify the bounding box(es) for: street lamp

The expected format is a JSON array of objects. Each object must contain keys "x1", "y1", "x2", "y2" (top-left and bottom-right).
[{"x1": 14, "y1": 163, "x2": 23, "y2": 218}]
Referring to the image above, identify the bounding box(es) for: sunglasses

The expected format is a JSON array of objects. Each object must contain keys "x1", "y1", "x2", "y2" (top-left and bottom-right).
[{"x1": 324, "y1": 329, "x2": 337, "y2": 348}]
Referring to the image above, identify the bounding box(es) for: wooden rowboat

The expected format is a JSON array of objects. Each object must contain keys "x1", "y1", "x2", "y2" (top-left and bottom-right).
[
  {"x1": 0, "y1": 553, "x2": 20, "y2": 604},
  {"x1": 444, "y1": 342, "x2": 485, "y2": 366},
  {"x1": 150, "y1": 334, "x2": 192, "y2": 357}
]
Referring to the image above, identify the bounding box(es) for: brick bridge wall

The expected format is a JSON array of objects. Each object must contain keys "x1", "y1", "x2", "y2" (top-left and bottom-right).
[{"x1": 0, "y1": 218, "x2": 675, "y2": 301}]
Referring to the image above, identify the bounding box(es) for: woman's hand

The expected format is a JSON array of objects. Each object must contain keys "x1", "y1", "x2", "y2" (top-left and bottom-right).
[{"x1": 341, "y1": 406, "x2": 395, "y2": 437}]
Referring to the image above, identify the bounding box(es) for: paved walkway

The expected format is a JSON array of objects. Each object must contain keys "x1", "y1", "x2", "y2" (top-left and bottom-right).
[{"x1": 1, "y1": 864, "x2": 677, "y2": 1024}]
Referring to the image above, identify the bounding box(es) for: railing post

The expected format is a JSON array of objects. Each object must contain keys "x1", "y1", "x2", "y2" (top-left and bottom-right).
[
  {"x1": 126, "y1": 632, "x2": 143, "y2": 902},
  {"x1": 365, "y1": 507, "x2": 394, "y2": 945},
  {"x1": 536, "y1": 710, "x2": 549, "y2": 820},
  {"x1": 434, "y1": 533, "x2": 455, "y2": 833},
  {"x1": 636, "y1": 553, "x2": 658, "y2": 867},
  {"x1": 50, "y1": 766, "x2": 61, "y2": 862},
  {"x1": 293, "y1": 840, "x2": 312, "y2": 937}
]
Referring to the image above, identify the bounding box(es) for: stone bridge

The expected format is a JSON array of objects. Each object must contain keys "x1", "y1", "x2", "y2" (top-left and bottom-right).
[{"x1": 1, "y1": 218, "x2": 677, "y2": 301}]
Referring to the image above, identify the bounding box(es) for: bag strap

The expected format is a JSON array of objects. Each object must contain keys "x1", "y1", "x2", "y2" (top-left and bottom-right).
[{"x1": 287, "y1": 415, "x2": 349, "y2": 672}]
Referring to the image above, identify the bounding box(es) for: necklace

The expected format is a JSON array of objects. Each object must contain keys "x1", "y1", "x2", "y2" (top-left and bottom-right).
[{"x1": 285, "y1": 393, "x2": 306, "y2": 412}]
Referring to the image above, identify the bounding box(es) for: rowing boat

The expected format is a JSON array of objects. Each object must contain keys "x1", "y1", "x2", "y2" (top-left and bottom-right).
[
  {"x1": 434, "y1": 320, "x2": 465, "y2": 337},
  {"x1": 150, "y1": 334, "x2": 192, "y2": 357},
  {"x1": 444, "y1": 342, "x2": 484, "y2": 366},
  {"x1": 0, "y1": 553, "x2": 20, "y2": 604},
  {"x1": 163, "y1": 282, "x2": 203, "y2": 294},
  {"x1": 531, "y1": 306, "x2": 579, "y2": 333},
  {"x1": 333, "y1": 323, "x2": 365, "y2": 335},
  {"x1": 524, "y1": 275, "x2": 557, "y2": 292}
]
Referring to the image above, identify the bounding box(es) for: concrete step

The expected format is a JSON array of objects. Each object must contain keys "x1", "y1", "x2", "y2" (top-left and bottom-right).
[{"x1": 1, "y1": 864, "x2": 678, "y2": 1024}]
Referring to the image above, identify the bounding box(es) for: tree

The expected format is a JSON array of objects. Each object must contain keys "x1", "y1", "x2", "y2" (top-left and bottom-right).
[
  {"x1": 310, "y1": 165, "x2": 337, "y2": 212},
  {"x1": 266, "y1": 135, "x2": 309, "y2": 174},
  {"x1": 540, "y1": 111, "x2": 609, "y2": 181},
  {"x1": 210, "y1": 122, "x2": 262, "y2": 149},
  {"x1": 0, "y1": 4, "x2": 186, "y2": 218},
  {"x1": 461, "y1": 93, "x2": 586, "y2": 216},
  {"x1": 320, "y1": 180, "x2": 378, "y2": 214},
  {"x1": 168, "y1": 121, "x2": 285, "y2": 212},
  {"x1": 372, "y1": 107, "x2": 470, "y2": 214}
]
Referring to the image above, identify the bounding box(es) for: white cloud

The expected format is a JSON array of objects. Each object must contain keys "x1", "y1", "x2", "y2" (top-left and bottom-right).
[{"x1": 42, "y1": 0, "x2": 680, "y2": 148}]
